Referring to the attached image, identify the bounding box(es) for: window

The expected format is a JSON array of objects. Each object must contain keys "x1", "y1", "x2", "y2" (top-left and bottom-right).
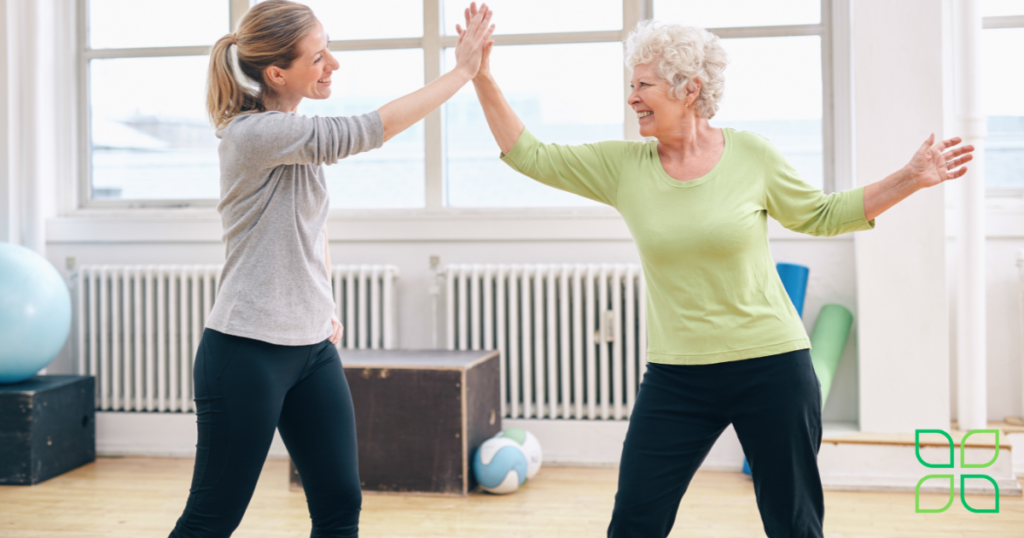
[
  {"x1": 79, "y1": 0, "x2": 839, "y2": 209},
  {"x1": 84, "y1": 0, "x2": 231, "y2": 204},
  {"x1": 981, "y1": 1, "x2": 1024, "y2": 190}
]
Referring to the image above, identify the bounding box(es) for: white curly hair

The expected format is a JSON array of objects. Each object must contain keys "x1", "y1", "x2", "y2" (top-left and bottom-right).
[{"x1": 624, "y1": 20, "x2": 728, "y2": 119}]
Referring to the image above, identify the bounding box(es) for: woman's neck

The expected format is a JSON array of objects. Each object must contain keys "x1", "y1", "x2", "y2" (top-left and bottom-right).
[
  {"x1": 262, "y1": 92, "x2": 302, "y2": 113},
  {"x1": 655, "y1": 116, "x2": 717, "y2": 160}
]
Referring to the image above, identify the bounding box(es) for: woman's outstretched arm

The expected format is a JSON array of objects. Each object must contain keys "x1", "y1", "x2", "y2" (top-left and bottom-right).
[
  {"x1": 862, "y1": 134, "x2": 974, "y2": 221},
  {"x1": 459, "y1": 5, "x2": 522, "y2": 154},
  {"x1": 378, "y1": 4, "x2": 494, "y2": 142}
]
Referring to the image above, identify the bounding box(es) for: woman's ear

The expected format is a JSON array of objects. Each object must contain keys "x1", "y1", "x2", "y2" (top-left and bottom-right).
[
  {"x1": 265, "y1": 65, "x2": 286, "y2": 86},
  {"x1": 683, "y1": 78, "x2": 702, "y2": 108}
]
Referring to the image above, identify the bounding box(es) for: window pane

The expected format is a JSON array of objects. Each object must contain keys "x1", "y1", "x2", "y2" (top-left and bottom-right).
[
  {"x1": 711, "y1": 36, "x2": 823, "y2": 190},
  {"x1": 981, "y1": 0, "x2": 1024, "y2": 17},
  {"x1": 298, "y1": 49, "x2": 425, "y2": 208},
  {"x1": 90, "y1": 56, "x2": 218, "y2": 200},
  {"x1": 982, "y1": 28, "x2": 1024, "y2": 188},
  {"x1": 289, "y1": 0, "x2": 423, "y2": 39},
  {"x1": 444, "y1": 43, "x2": 623, "y2": 207},
  {"x1": 654, "y1": 0, "x2": 820, "y2": 28},
  {"x1": 443, "y1": 0, "x2": 621, "y2": 36},
  {"x1": 89, "y1": 0, "x2": 229, "y2": 49}
]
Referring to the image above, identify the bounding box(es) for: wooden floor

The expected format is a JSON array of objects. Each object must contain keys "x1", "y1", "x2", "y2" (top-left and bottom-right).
[{"x1": 1, "y1": 458, "x2": 1022, "y2": 537}]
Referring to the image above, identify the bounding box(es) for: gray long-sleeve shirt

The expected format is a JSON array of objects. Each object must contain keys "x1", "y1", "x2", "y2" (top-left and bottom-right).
[{"x1": 206, "y1": 110, "x2": 384, "y2": 346}]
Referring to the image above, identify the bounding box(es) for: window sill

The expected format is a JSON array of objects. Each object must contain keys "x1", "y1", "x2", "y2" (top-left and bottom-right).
[
  {"x1": 46, "y1": 206, "x2": 853, "y2": 243},
  {"x1": 49, "y1": 195, "x2": 1024, "y2": 243}
]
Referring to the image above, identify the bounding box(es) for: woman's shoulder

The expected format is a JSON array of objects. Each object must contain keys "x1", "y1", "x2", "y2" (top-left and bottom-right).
[
  {"x1": 217, "y1": 110, "x2": 301, "y2": 138},
  {"x1": 721, "y1": 127, "x2": 773, "y2": 151}
]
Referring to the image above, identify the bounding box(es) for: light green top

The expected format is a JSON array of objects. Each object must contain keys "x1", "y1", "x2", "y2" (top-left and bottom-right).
[{"x1": 501, "y1": 127, "x2": 874, "y2": 365}]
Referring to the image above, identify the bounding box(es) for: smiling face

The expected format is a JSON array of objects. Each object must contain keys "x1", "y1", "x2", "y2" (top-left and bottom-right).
[
  {"x1": 264, "y1": 20, "x2": 339, "y2": 106},
  {"x1": 628, "y1": 61, "x2": 695, "y2": 139}
]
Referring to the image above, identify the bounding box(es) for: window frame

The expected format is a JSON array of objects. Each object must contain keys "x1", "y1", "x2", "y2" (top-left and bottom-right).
[
  {"x1": 982, "y1": 12, "x2": 1024, "y2": 199},
  {"x1": 74, "y1": 0, "x2": 845, "y2": 213}
]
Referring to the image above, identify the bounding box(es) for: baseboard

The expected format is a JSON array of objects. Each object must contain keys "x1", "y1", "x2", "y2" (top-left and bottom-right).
[{"x1": 1011, "y1": 433, "x2": 1024, "y2": 478}]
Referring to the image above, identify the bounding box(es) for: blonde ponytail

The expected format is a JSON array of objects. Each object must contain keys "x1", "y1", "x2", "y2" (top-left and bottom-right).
[{"x1": 205, "y1": 0, "x2": 317, "y2": 129}]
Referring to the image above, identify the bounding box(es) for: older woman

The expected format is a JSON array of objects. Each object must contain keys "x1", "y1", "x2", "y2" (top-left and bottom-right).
[{"x1": 460, "y1": 11, "x2": 973, "y2": 538}]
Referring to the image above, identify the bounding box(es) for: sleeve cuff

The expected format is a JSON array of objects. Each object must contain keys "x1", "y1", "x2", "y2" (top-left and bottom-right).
[
  {"x1": 853, "y1": 186, "x2": 876, "y2": 230},
  {"x1": 499, "y1": 128, "x2": 540, "y2": 168}
]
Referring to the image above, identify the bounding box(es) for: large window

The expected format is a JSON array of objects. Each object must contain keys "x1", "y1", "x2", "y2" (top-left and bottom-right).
[
  {"x1": 80, "y1": 0, "x2": 838, "y2": 209},
  {"x1": 981, "y1": 1, "x2": 1024, "y2": 190}
]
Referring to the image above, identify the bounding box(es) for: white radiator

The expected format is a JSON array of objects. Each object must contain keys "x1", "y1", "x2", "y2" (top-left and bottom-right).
[
  {"x1": 444, "y1": 264, "x2": 647, "y2": 421},
  {"x1": 75, "y1": 264, "x2": 399, "y2": 412}
]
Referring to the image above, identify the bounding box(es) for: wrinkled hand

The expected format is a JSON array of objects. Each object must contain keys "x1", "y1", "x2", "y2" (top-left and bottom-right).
[
  {"x1": 329, "y1": 314, "x2": 343, "y2": 345},
  {"x1": 904, "y1": 134, "x2": 975, "y2": 190},
  {"x1": 454, "y1": 2, "x2": 495, "y2": 79}
]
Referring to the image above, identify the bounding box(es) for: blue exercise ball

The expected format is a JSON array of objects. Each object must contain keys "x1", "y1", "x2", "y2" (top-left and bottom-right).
[{"x1": 0, "y1": 243, "x2": 71, "y2": 384}]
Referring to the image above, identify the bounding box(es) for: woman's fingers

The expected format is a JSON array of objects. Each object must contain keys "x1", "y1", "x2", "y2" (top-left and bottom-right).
[
  {"x1": 938, "y1": 136, "x2": 963, "y2": 151},
  {"x1": 942, "y1": 144, "x2": 975, "y2": 160},
  {"x1": 946, "y1": 153, "x2": 973, "y2": 170},
  {"x1": 469, "y1": 4, "x2": 490, "y2": 36}
]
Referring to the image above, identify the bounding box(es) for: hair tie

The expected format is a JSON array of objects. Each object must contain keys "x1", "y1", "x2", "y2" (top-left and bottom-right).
[{"x1": 228, "y1": 43, "x2": 260, "y2": 93}]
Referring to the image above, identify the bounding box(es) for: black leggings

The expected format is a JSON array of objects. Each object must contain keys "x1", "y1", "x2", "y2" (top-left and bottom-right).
[
  {"x1": 169, "y1": 329, "x2": 360, "y2": 538},
  {"x1": 608, "y1": 349, "x2": 824, "y2": 538}
]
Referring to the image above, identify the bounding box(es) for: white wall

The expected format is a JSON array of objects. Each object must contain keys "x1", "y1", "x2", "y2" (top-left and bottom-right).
[{"x1": 852, "y1": 0, "x2": 951, "y2": 433}]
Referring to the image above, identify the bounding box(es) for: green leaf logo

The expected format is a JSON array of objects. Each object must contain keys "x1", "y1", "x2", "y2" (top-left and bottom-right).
[{"x1": 914, "y1": 429, "x2": 1000, "y2": 514}]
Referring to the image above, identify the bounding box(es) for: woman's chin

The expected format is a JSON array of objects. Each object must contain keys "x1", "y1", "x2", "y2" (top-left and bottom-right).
[{"x1": 309, "y1": 89, "x2": 332, "y2": 100}]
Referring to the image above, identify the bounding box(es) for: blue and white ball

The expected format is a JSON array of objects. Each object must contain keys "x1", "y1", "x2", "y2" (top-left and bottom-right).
[{"x1": 473, "y1": 428, "x2": 543, "y2": 494}]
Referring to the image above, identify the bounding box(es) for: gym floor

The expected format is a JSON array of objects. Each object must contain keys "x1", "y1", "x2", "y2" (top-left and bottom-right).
[{"x1": 1, "y1": 457, "x2": 1022, "y2": 537}]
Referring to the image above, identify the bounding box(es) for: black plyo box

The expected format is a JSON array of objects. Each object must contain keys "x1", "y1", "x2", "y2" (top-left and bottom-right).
[
  {"x1": 289, "y1": 349, "x2": 501, "y2": 496},
  {"x1": 0, "y1": 375, "x2": 96, "y2": 485}
]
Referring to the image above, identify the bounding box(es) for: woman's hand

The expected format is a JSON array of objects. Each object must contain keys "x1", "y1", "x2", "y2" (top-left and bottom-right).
[
  {"x1": 904, "y1": 134, "x2": 975, "y2": 190},
  {"x1": 377, "y1": 3, "x2": 492, "y2": 142},
  {"x1": 454, "y1": 3, "x2": 495, "y2": 80},
  {"x1": 863, "y1": 134, "x2": 976, "y2": 221},
  {"x1": 329, "y1": 313, "x2": 343, "y2": 345}
]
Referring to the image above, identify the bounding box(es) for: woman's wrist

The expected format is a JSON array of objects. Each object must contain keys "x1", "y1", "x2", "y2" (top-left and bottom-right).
[
  {"x1": 473, "y1": 72, "x2": 495, "y2": 86},
  {"x1": 893, "y1": 166, "x2": 923, "y2": 195},
  {"x1": 450, "y1": 64, "x2": 477, "y2": 85}
]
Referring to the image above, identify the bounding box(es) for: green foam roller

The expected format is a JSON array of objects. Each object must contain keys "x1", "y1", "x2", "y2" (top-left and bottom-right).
[{"x1": 809, "y1": 304, "x2": 854, "y2": 408}]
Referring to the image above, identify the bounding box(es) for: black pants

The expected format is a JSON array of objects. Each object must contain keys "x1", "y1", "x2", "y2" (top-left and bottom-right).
[
  {"x1": 608, "y1": 349, "x2": 824, "y2": 538},
  {"x1": 169, "y1": 329, "x2": 361, "y2": 538}
]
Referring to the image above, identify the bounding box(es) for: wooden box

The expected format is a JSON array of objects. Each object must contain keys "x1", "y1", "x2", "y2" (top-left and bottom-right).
[
  {"x1": 290, "y1": 350, "x2": 501, "y2": 496},
  {"x1": 0, "y1": 375, "x2": 96, "y2": 485}
]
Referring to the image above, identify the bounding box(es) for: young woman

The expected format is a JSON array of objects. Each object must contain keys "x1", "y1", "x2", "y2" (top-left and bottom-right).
[
  {"x1": 461, "y1": 8, "x2": 973, "y2": 538},
  {"x1": 170, "y1": 2, "x2": 493, "y2": 537}
]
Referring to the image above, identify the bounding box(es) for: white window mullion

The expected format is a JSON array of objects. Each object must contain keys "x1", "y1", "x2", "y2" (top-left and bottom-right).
[
  {"x1": 821, "y1": 0, "x2": 836, "y2": 194},
  {"x1": 77, "y1": 0, "x2": 92, "y2": 211},
  {"x1": 423, "y1": 0, "x2": 444, "y2": 210},
  {"x1": 829, "y1": 0, "x2": 854, "y2": 194},
  {"x1": 229, "y1": 0, "x2": 251, "y2": 32},
  {"x1": 623, "y1": 0, "x2": 645, "y2": 142},
  {"x1": 983, "y1": 15, "x2": 1024, "y2": 29}
]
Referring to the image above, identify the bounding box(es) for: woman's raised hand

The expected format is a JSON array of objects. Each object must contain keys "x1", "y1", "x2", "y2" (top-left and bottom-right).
[
  {"x1": 904, "y1": 134, "x2": 975, "y2": 190},
  {"x1": 454, "y1": 2, "x2": 495, "y2": 79}
]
